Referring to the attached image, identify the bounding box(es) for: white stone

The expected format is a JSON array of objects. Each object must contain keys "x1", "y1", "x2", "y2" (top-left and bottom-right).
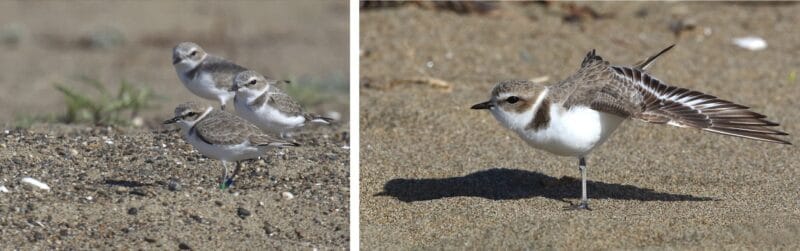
[{"x1": 20, "y1": 177, "x2": 50, "y2": 190}]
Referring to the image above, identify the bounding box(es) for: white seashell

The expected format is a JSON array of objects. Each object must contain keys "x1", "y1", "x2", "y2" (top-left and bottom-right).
[
  {"x1": 732, "y1": 36, "x2": 767, "y2": 51},
  {"x1": 20, "y1": 177, "x2": 50, "y2": 190}
]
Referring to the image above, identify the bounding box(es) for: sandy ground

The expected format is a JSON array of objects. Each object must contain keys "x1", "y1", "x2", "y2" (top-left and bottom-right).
[
  {"x1": 0, "y1": 125, "x2": 348, "y2": 250},
  {"x1": 0, "y1": 1, "x2": 349, "y2": 250},
  {"x1": 361, "y1": 2, "x2": 799, "y2": 250}
]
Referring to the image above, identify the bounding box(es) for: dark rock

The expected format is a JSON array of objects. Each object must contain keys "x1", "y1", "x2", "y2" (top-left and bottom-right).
[
  {"x1": 263, "y1": 223, "x2": 278, "y2": 236},
  {"x1": 130, "y1": 188, "x2": 148, "y2": 196},
  {"x1": 167, "y1": 180, "x2": 181, "y2": 191},
  {"x1": 127, "y1": 207, "x2": 138, "y2": 215},
  {"x1": 32, "y1": 232, "x2": 44, "y2": 242},
  {"x1": 178, "y1": 242, "x2": 192, "y2": 250},
  {"x1": 189, "y1": 214, "x2": 204, "y2": 224},
  {"x1": 237, "y1": 207, "x2": 251, "y2": 219}
]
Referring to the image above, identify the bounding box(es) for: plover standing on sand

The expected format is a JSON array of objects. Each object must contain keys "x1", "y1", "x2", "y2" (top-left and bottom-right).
[
  {"x1": 172, "y1": 42, "x2": 256, "y2": 110},
  {"x1": 230, "y1": 70, "x2": 334, "y2": 137},
  {"x1": 163, "y1": 102, "x2": 299, "y2": 189},
  {"x1": 472, "y1": 45, "x2": 790, "y2": 210}
]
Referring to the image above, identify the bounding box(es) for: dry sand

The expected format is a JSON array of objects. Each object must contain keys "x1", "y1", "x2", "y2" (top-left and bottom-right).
[
  {"x1": 0, "y1": 125, "x2": 349, "y2": 249},
  {"x1": 361, "y1": 2, "x2": 799, "y2": 249},
  {"x1": 0, "y1": 1, "x2": 349, "y2": 250}
]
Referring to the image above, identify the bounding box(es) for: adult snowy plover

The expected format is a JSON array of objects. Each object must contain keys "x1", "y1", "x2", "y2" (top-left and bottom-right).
[
  {"x1": 163, "y1": 102, "x2": 299, "y2": 189},
  {"x1": 230, "y1": 70, "x2": 334, "y2": 137},
  {"x1": 172, "y1": 42, "x2": 251, "y2": 110},
  {"x1": 472, "y1": 45, "x2": 790, "y2": 210}
]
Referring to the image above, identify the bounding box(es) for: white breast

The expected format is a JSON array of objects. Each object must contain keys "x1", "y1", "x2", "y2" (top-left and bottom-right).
[
  {"x1": 181, "y1": 72, "x2": 233, "y2": 104},
  {"x1": 234, "y1": 94, "x2": 306, "y2": 134},
  {"x1": 515, "y1": 105, "x2": 624, "y2": 157}
]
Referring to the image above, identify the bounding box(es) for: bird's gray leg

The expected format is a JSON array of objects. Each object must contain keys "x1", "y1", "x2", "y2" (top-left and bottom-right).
[
  {"x1": 225, "y1": 161, "x2": 242, "y2": 188},
  {"x1": 566, "y1": 157, "x2": 591, "y2": 210},
  {"x1": 220, "y1": 161, "x2": 229, "y2": 189},
  {"x1": 579, "y1": 157, "x2": 589, "y2": 209}
]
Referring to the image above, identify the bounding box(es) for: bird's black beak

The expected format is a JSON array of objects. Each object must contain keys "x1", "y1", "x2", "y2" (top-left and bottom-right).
[
  {"x1": 163, "y1": 116, "x2": 180, "y2": 124},
  {"x1": 229, "y1": 85, "x2": 239, "y2": 92},
  {"x1": 172, "y1": 56, "x2": 181, "y2": 65},
  {"x1": 471, "y1": 101, "x2": 493, "y2": 110}
]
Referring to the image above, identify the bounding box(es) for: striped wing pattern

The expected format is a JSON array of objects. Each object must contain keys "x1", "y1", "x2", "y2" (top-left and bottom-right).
[{"x1": 611, "y1": 66, "x2": 790, "y2": 144}]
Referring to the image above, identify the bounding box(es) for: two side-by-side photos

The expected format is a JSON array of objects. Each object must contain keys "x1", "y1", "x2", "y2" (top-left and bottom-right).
[{"x1": 1, "y1": 1, "x2": 798, "y2": 250}]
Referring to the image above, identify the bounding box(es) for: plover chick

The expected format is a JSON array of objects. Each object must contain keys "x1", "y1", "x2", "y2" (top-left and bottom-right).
[
  {"x1": 472, "y1": 45, "x2": 790, "y2": 210},
  {"x1": 172, "y1": 42, "x2": 256, "y2": 110},
  {"x1": 163, "y1": 101, "x2": 299, "y2": 189},
  {"x1": 230, "y1": 70, "x2": 334, "y2": 137}
]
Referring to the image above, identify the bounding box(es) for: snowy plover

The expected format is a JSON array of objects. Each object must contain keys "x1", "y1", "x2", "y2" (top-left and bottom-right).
[
  {"x1": 472, "y1": 45, "x2": 790, "y2": 210},
  {"x1": 172, "y1": 42, "x2": 251, "y2": 110},
  {"x1": 163, "y1": 101, "x2": 299, "y2": 189},
  {"x1": 230, "y1": 70, "x2": 334, "y2": 137}
]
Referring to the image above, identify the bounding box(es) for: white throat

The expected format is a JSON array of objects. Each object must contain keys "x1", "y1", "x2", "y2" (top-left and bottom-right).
[
  {"x1": 174, "y1": 54, "x2": 207, "y2": 74},
  {"x1": 241, "y1": 86, "x2": 269, "y2": 103},
  {"x1": 491, "y1": 87, "x2": 549, "y2": 131}
]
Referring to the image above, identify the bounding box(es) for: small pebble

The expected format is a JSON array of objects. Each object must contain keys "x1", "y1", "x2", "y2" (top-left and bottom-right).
[
  {"x1": 178, "y1": 242, "x2": 192, "y2": 250},
  {"x1": 130, "y1": 188, "x2": 148, "y2": 196},
  {"x1": 733, "y1": 36, "x2": 767, "y2": 51},
  {"x1": 0, "y1": 185, "x2": 9, "y2": 193},
  {"x1": 114, "y1": 186, "x2": 129, "y2": 194},
  {"x1": 144, "y1": 237, "x2": 157, "y2": 243},
  {"x1": 20, "y1": 177, "x2": 50, "y2": 191},
  {"x1": 214, "y1": 200, "x2": 223, "y2": 207},
  {"x1": 127, "y1": 207, "x2": 138, "y2": 215},
  {"x1": 167, "y1": 180, "x2": 182, "y2": 191},
  {"x1": 282, "y1": 192, "x2": 295, "y2": 200},
  {"x1": 237, "y1": 207, "x2": 251, "y2": 219},
  {"x1": 32, "y1": 232, "x2": 44, "y2": 242},
  {"x1": 189, "y1": 214, "x2": 204, "y2": 224},
  {"x1": 263, "y1": 223, "x2": 278, "y2": 236}
]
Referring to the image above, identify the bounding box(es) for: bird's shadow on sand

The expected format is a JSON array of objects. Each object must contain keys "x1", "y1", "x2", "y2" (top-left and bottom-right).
[{"x1": 376, "y1": 168, "x2": 714, "y2": 203}]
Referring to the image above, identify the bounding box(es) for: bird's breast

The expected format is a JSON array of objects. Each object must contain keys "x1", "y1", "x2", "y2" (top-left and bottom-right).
[{"x1": 516, "y1": 105, "x2": 624, "y2": 157}]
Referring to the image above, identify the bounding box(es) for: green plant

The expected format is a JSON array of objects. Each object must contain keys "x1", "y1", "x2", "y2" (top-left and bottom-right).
[
  {"x1": 281, "y1": 73, "x2": 348, "y2": 107},
  {"x1": 54, "y1": 76, "x2": 157, "y2": 126},
  {"x1": 13, "y1": 114, "x2": 57, "y2": 129}
]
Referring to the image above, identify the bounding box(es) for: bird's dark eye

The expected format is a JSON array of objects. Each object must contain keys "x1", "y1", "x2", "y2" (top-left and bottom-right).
[
  {"x1": 189, "y1": 51, "x2": 197, "y2": 57},
  {"x1": 506, "y1": 96, "x2": 520, "y2": 104},
  {"x1": 247, "y1": 79, "x2": 257, "y2": 86},
  {"x1": 184, "y1": 112, "x2": 197, "y2": 117}
]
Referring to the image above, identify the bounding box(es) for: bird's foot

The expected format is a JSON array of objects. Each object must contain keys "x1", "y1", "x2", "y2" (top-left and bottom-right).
[
  {"x1": 564, "y1": 201, "x2": 592, "y2": 211},
  {"x1": 219, "y1": 178, "x2": 234, "y2": 190}
]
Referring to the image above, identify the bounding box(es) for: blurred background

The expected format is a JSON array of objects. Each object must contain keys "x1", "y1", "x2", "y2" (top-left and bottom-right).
[{"x1": 0, "y1": 1, "x2": 349, "y2": 128}]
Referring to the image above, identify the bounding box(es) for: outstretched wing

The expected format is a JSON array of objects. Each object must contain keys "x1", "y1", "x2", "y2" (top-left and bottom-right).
[
  {"x1": 610, "y1": 66, "x2": 790, "y2": 144},
  {"x1": 632, "y1": 44, "x2": 675, "y2": 70},
  {"x1": 555, "y1": 46, "x2": 677, "y2": 117},
  {"x1": 551, "y1": 49, "x2": 634, "y2": 118}
]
